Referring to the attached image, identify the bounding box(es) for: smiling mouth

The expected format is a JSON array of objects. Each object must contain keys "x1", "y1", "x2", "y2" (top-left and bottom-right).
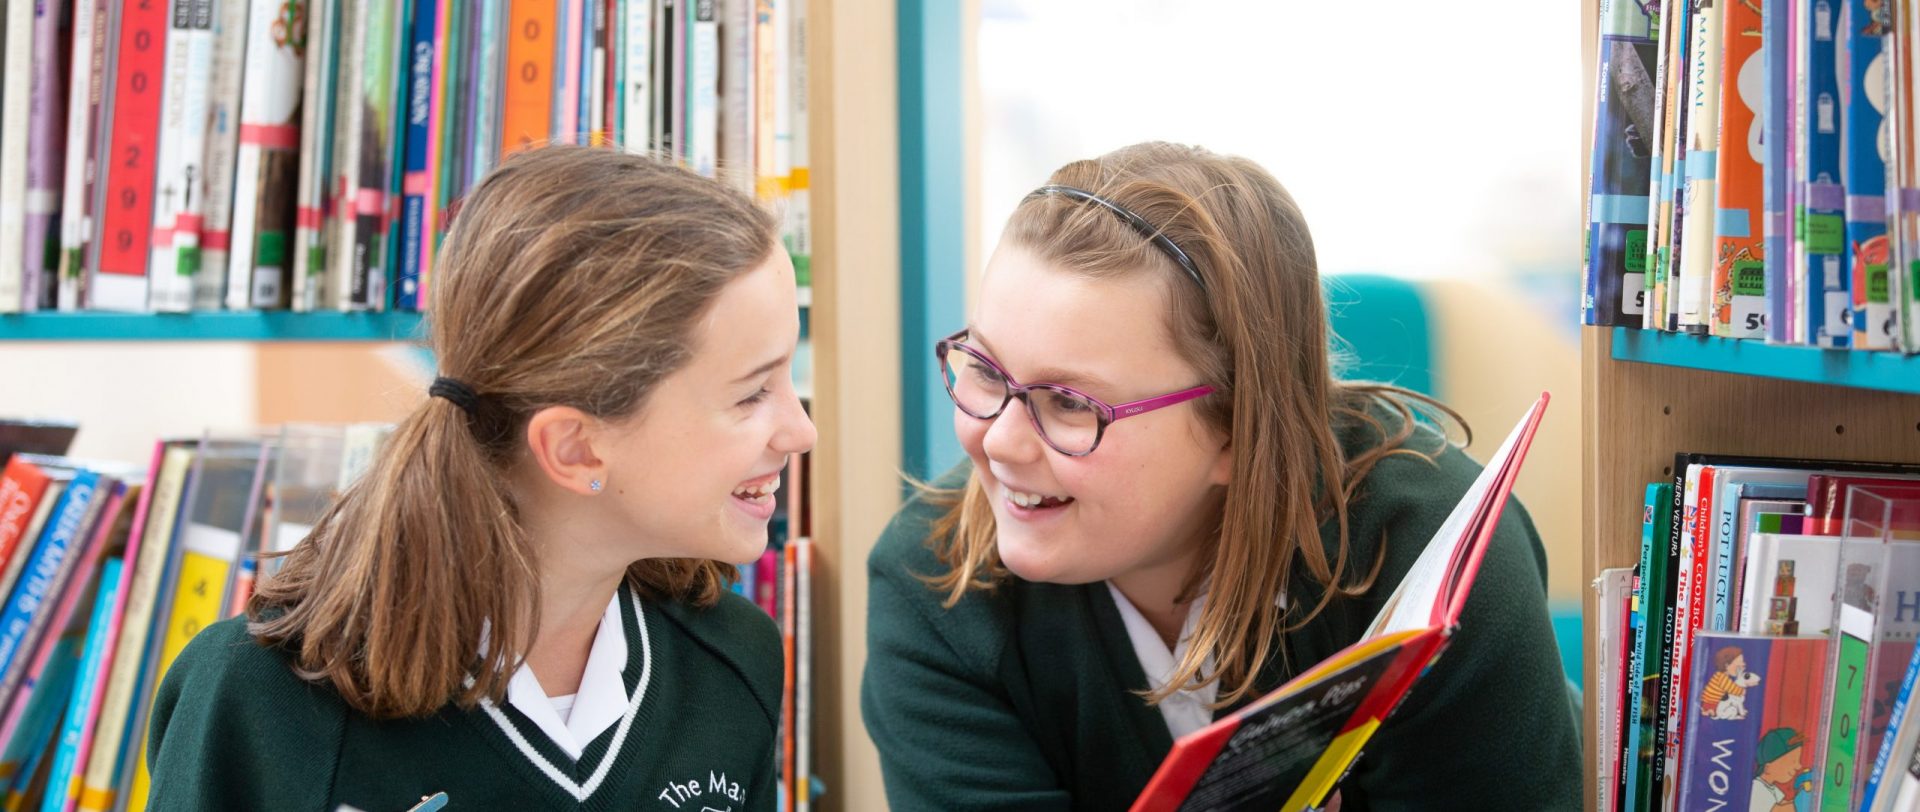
[
  {"x1": 1005, "y1": 488, "x2": 1074, "y2": 510},
  {"x1": 732, "y1": 474, "x2": 780, "y2": 505}
]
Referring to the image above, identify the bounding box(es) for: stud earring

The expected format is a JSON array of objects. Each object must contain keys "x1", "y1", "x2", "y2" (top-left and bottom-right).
[{"x1": 589, "y1": 479, "x2": 603, "y2": 493}]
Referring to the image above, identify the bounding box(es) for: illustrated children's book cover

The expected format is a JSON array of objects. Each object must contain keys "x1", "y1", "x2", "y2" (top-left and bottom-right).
[{"x1": 1681, "y1": 632, "x2": 1831, "y2": 811}]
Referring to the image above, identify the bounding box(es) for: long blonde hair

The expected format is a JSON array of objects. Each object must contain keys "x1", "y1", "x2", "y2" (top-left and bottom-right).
[
  {"x1": 250, "y1": 145, "x2": 780, "y2": 719},
  {"x1": 925, "y1": 142, "x2": 1464, "y2": 708}
]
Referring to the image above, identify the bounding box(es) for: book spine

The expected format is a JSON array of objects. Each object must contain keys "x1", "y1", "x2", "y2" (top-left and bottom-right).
[
  {"x1": 40, "y1": 556, "x2": 122, "y2": 812},
  {"x1": 1581, "y1": 0, "x2": 1658, "y2": 327},
  {"x1": 323, "y1": 0, "x2": 365, "y2": 312},
  {"x1": 785, "y1": 0, "x2": 805, "y2": 286},
  {"x1": 292, "y1": 0, "x2": 340, "y2": 311},
  {"x1": 500, "y1": 0, "x2": 555, "y2": 155},
  {"x1": 0, "y1": 461, "x2": 54, "y2": 568},
  {"x1": 1708, "y1": 0, "x2": 1766, "y2": 339},
  {"x1": 1827, "y1": 604, "x2": 1876, "y2": 810},
  {"x1": 201, "y1": 0, "x2": 253, "y2": 311},
  {"x1": 586, "y1": 0, "x2": 605, "y2": 144},
  {"x1": 1650, "y1": 4, "x2": 1696, "y2": 331},
  {"x1": 718, "y1": 0, "x2": 751, "y2": 191},
  {"x1": 1845, "y1": 0, "x2": 1896, "y2": 349},
  {"x1": 469, "y1": 0, "x2": 502, "y2": 185},
  {"x1": 685, "y1": 0, "x2": 715, "y2": 176},
  {"x1": 0, "y1": 0, "x2": 37, "y2": 311},
  {"x1": 349, "y1": 0, "x2": 400, "y2": 312},
  {"x1": 58, "y1": 0, "x2": 110, "y2": 311},
  {"x1": 418, "y1": 0, "x2": 450, "y2": 300},
  {"x1": 144, "y1": 0, "x2": 217, "y2": 313},
  {"x1": 1766, "y1": 0, "x2": 1796, "y2": 341},
  {"x1": 23, "y1": 0, "x2": 72, "y2": 312},
  {"x1": 559, "y1": 0, "x2": 580, "y2": 139},
  {"x1": 1803, "y1": 0, "x2": 1851, "y2": 346},
  {"x1": 227, "y1": 0, "x2": 307, "y2": 311},
  {"x1": 622, "y1": 0, "x2": 650, "y2": 150},
  {"x1": 395, "y1": 0, "x2": 436, "y2": 311}
]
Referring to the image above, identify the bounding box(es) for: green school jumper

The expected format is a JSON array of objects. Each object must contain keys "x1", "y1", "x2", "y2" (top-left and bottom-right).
[
  {"x1": 147, "y1": 583, "x2": 780, "y2": 812},
  {"x1": 862, "y1": 415, "x2": 1583, "y2": 811}
]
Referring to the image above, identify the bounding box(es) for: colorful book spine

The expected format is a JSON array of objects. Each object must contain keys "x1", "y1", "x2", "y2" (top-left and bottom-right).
[
  {"x1": 146, "y1": 0, "x2": 219, "y2": 313},
  {"x1": 1844, "y1": 0, "x2": 1896, "y2": 349},
  {"x1": 396, "y1": 0, "x2": 438, "y2": 311},
  {"x1": 1902, "y1": 0, "x2": 1920, "y2": 351},
  {"x1": 420, "y1": 0, "x2": 452, "y2": 301},
  {"x1": 22, "y1": 0, "x2": 72, "y2": 313},
  {"x1": 1710, "y1": 0, "x2": 1766, "y2": 338},
  {"x1": 57, "y1": 0, "x2": 111, "y2": 311},
  {"x1": 226, "y1": 0, "x2": 309, "y2": 311},
  {"x1": 1800, "y1": 0, "x2": 1851, "y2": 347},
  {"x1": 39, "y1": 556, "x2": 122, "y2": 812},
  {"x1": 470, "y1": 0, "x2": 504, "y2": 186},
  {"x1": 1649, "y1": 3, "x2": 1695, "y2": 331},
  {"x1": 1766, "y1": 0, "x2": 1796, "y2": 341},
  {"x1": 199, "y1": 0, "x2": 254, "y2": 311},
  {"x1": 0, "y1": 0, "x2": 40, "y2": 312},
  {"x1": 0, "y1": 633, "x2": 80, "y2": 791},
  {"x1": 292, "y1": 0, "x2": 341, "y2": 311},
  {"x1": 1676, "y1": 0, "x2": 1727, "y2": 334},
  {"x1": 0, "y1": 460, "x2": 55, "y2": 568},
  {"x1": 1582, "y1": 0, "x2": 1660, "y2": 327},
  {"x1": 351, "y1": 0, "x2": 403, "y2": 312},
  {"x1": 501, "y1": 0, "x2": 556, "y2": 155},
  {"x1": 1826, "y1": 603, "x2": 1877, "y2": 810},
  {"x1": 325, "y1": 0, "x2": 367, "y2": 312},
  {"x1": 1624, "y1": 483, "x2": 1672, "y2": 810}
]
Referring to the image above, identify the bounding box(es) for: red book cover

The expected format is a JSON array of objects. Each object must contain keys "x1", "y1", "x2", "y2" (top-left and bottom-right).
[
  {"x1": 0, "y1": 459, "x2": 52, "y2": 572},
  {"x1": 1805, "y1": 476, "x2": 1920, "y2": 534}
]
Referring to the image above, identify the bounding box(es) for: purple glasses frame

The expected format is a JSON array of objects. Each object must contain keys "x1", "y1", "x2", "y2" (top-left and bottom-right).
[{"x1": 935, "y1": 330, "x2": 1216, "y2": 457}]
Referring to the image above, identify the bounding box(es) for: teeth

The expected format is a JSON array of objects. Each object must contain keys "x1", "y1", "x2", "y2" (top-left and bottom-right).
[
  {"x1": 732, "y1": 476, "x2": 780, "y2": 500},
  {"x1": 1007, "y1": 489, "x2": 1070, "y2": 509}
]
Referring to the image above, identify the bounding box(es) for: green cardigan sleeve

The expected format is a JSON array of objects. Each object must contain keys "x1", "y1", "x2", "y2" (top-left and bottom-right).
[
  {"x1": 1333, "y1": 454, "x2": 1583, "y2": 811},
  {"x1": 860, "y1": 491, "x2": 1077, "y2": 812},
  {"x1": 146, "y1": 617, "x2": 343, "y2": 812}
]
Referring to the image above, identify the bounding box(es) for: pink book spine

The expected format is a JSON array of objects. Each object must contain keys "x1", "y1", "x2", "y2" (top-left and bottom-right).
[
  {"x1": 562, "y1": 0, "x2": 584, "y2": 139},
  {"x1": 0, "y1": 486, "x2": 121, "y2": 748},
  {"x1": 22, "y1": 0, "x2": 70, "y2": 307},
  {"x1": 421, "y1": 0, "x2": 452, "y2": 298},
  {"x1": 754, "y1": 548, "x2": 778, "y2": 617},
  {"x1": 54, "y1": 447, "x2": 161, "y2": 812}
]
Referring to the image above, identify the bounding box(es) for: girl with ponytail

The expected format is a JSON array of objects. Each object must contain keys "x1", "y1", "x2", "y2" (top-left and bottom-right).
[
  {"x1": 861, "y1": 142, "x2": 1580, "y2": 810},
  {"x1": 147, "y1": 145, "x2": 814, "y2": 811}
]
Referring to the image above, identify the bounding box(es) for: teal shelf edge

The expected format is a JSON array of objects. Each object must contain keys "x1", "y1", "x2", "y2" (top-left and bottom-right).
[
  {"x1": 1610, "y1": 327, "x2": 1920, "y2": 395},
  {"x1": 0, "y1": 312, "x2": 427, "y2": 342}
]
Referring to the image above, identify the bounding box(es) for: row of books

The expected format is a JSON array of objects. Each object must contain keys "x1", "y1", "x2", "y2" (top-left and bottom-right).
[
  {"x1": 0, "y1": 0, "x2": 813, "y2": 315},
  {"x1": 1581, "y1": 0, "x2": 1920, "y2": 353},
  {"x1": 1593, "y1": 452, "x2": 1920, "y2": 811},
  {"x1": 0, "y1": 421, "x2": 820, "y2": 812}
]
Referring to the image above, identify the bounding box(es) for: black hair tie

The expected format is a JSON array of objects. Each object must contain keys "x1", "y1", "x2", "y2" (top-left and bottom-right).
[
  {"x1": 429, "y1": 377, "x2": 483, "y2": 416},
  {"x1": 1026, "y1": 184, "x2": 1207, "y2": 293}
]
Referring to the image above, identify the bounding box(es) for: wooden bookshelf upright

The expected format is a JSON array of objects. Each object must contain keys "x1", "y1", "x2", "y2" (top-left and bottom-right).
[{"x1": 1578, "y1": 3, "x2": 1920, "y2": 810}]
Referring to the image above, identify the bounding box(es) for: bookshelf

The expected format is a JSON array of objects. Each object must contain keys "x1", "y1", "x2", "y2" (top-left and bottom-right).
[
  {"x1": 1579, "y1": 5, "x2": 1920, "y2": 811},
  {"x1": 0, "y1": 3, "x2": 911, "y2": 811}
]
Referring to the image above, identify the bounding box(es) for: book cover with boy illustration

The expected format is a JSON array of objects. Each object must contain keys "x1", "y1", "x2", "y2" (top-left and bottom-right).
[{"x1": 1681, "y1": 633, "x2": 1829, "y2": 811}]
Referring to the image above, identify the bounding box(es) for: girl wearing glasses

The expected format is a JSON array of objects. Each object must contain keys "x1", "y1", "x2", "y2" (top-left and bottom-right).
[
  {"x1": 144, "y1": 146, "x2": 813, "y2": 810},
  {"x1": 862, "y1": 142, "x2": 1579, "y2": 810}
]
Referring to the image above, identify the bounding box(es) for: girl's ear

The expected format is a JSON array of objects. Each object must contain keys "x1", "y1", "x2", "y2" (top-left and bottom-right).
[
  {"x1": 524, "y1": 406, "x2": 607, "y2": 496},
  {"x1": 1209, "y1": 436, "x2": 1232, "y2": 487}
]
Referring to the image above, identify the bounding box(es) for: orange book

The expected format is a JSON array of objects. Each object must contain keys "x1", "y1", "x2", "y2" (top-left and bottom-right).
[
  {"x1": 1710, "y1": 0, "x2": 1767, "y2": 338},
  {"x1": 501, "y1": 0, "x2": 557, "y2": 157}
]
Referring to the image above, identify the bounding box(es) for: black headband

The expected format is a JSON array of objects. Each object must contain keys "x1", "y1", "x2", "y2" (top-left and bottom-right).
[
  {"x1": 429, "y1": 377, "x2": 482, "y2": 415},
  {"x1": 1025, "y1": 184, "x2": 1206, "y2": 292}
]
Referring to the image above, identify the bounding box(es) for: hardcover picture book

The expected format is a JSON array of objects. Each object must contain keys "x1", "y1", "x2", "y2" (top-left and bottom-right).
[{"x1": 1129, "y1": 393, "x2": 1550, "y2": 812}]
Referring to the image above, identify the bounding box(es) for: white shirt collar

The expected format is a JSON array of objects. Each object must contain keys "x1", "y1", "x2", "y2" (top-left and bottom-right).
[
  {"x1": 1106, "y1": 581, "x2": 1218, "y2": 739},
  {"x1": 505, "y1": 590, "x2": 629, "y2": 759}
]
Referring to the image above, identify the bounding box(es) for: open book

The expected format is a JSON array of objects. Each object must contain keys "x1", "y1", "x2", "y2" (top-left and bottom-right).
[{"x1": 1130, "y1": 393, "x2": 1550, "y2": 812}]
